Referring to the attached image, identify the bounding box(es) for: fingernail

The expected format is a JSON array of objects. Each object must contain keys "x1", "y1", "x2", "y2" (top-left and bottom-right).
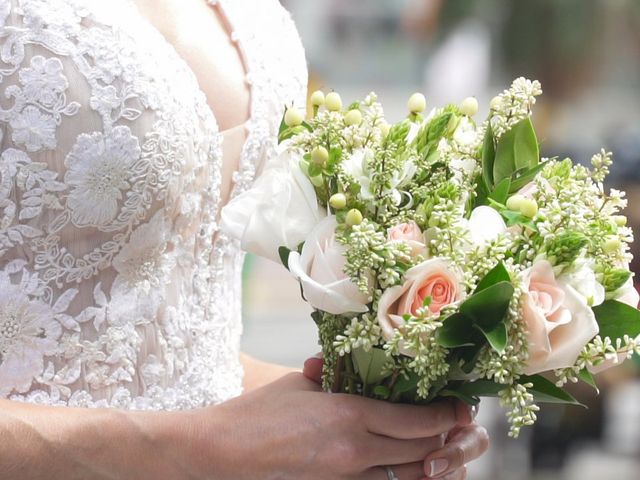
[
  {"x1": 314, "y1": 351, "x2": 323, "y2": 359},
  {"x1": 471, "y1": 403, "x2": 479, "y2": 420},
  {"x1": 430, "y1": 458, "x2": 448, "y2": 477}
]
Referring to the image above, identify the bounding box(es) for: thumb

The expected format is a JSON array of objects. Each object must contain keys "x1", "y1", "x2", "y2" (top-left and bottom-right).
[{"x1": 302, "y1": 352, "x2": 323, "y2": 384}]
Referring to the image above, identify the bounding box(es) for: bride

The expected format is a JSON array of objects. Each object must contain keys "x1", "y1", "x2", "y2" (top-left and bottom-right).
[{"x1": 0, "y1": 0, "x2": 489, "y2": 478}]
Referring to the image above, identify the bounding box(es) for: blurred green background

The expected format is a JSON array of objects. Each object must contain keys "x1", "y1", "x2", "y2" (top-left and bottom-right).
[{"x1": 241, "y1": 1, "x2": 640, "y2": 479}]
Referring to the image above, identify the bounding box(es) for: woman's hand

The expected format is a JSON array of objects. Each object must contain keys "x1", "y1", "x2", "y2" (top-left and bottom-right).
[
  {"x1": 303, "y1": 355, "x2": 490, "y2": 480},
  {"x1": 182, "y1": 372, "x2": 473, "y2": 479}
]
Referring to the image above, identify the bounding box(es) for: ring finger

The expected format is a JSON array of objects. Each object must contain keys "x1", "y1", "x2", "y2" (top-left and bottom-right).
[{"x1": 359, "y1": 462, "x2": 424, "y2": 480}]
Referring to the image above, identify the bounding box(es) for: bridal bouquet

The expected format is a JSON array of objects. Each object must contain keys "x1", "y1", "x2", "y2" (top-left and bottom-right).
[{"x1": 222, "y1": 78, "x2": 640, "y2": 436}]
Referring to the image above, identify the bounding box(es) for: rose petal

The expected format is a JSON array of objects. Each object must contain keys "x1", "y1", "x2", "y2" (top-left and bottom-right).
[{"x1": 468, "y1": 206, "x2": 507, "y2": 247}]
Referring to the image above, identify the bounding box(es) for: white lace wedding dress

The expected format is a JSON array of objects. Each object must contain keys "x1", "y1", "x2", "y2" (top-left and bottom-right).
[{"x1": 0, "y1": 0, "x2": 307, "y2": 409}]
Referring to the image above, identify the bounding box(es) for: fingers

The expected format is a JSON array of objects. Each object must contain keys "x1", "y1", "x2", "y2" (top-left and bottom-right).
[
  {"x1": 423, "y1": 423, "x2": 489, "y2": 479},
  {"x1": 352, "y1": 397, "x2": 463, "y2": 439},
  {"x1": 302, "y1": 354, "x2": 323, "y2": 384},
  {"x1": 363, "y1": 433, "x2": 445, "y2": 467},
  {"x1": 420, "y1": 466, "x2": 467, "y2": 480}
]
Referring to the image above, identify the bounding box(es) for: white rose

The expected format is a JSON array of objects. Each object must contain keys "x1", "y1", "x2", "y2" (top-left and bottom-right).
[
  {"x1": 520, "y1": 260, "x2": 599, "y2": 375},
  {"x1": 467, "y1": 206, "x2": 507, "y2": 248},
  {"x1": 558, "y1": 262, "x2": 605, "y2": 307},
  {"x1": 220, "y1": 145, "x2": 325, "y2": 263},
  {"x1": 288, "y1": 216, "x2": 369, "y2": 315}
]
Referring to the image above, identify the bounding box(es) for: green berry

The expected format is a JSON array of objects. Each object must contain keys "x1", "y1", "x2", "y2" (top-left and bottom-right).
[
  {"x1": 329, "y1": 193, "x2": 347, "y2": 210},
  {"x1": 284, "y1": 107, "x2": 303, "y2": 127},
  {"x1": 346, "y1": 208, "x2": 363, "y2": 226},
  {"x1": 325, "y1": 92, "x2": 343, "y2": 112},
  {"x1": 311, "y1": 146, "x2": 329, "y2": 165}
]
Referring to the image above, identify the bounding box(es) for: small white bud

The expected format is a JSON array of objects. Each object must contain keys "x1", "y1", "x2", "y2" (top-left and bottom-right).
[
  {"x1": 325, "y1": 92, "x2": 343, "y2": 112},
  {"x1": 506, "y1": 194, "x2": 525, "y2": 211},
  {"x1": 460, "y1": 97, "x2": 479, "y2": 117},
  {"x1": 310, "y1": 90, "x2": 325, "y2": 106},
  {"x1": 519, "y1": 198, "x2": 539, "y2": 218},
  {"x1": 329, "y1": 193, "x2": 347, "y2": 210},
  {"x1": 407, "y1": 93, "x2": 426, "y2": 113},
  {"x1": 311, "y1": 146, "x2": 329, "y2": 165},
  {"x1": 344, "y1": 109, "x2": 362, "y2": 126},
  {"x1": 284, "y1": 107, "x2": 303, "y2": 127},
  {"x1": 603, "y1": 235, "x2": 621, "y2": 254},
  {"x1": 489, "y1": 96, "x2": 502, "y2": 111},
  {"x1": 346, "y1": 208, "x2": 363, "y2": 226},
  {"x1": 379, "y1": 121, "x2": 391, "y2": 137}
]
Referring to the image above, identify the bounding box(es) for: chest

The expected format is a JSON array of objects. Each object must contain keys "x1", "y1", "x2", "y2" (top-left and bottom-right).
[{"x1": 130, "y1": 0, "x2": 251, "y2": 132}]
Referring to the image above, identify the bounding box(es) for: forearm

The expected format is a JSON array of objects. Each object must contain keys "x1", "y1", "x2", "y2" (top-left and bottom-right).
[
  {"x1": 240, "y1": 352, "x2": 295, "y2": 392},
  {"x1": 0, "y1": 399, "x2": 204, "y2": 480}
]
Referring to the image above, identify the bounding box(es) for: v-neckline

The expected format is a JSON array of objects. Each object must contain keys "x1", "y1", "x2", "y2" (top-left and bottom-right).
[{"x1": 123, "y1": 0, "x2": 255, "y2": 204}]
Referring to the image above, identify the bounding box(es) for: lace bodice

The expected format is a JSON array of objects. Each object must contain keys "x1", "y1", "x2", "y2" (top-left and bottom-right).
[{"x1": 0, "y1": 0, "x2": 307, "y2": 409}]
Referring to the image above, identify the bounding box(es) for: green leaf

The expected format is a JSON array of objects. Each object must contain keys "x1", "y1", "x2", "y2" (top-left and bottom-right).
[
  {"x1": 578, "y1": 368, "x2": 599, "y2": 393},
  {"x1": 436, "y1": 312, "x2": 477, "y2": 348},
  {"x1": 310, "y1": 310, "x2": 323, "y2": 326},
  {"x1": 454, "y1": 379, "x2": 505, "y2": 398},
  {"x1": 352, "y1": 347, "x2": 390, "y2": 385},
  {"x1": 493, "y1": 118, "x2": 539, "y2": 184},
  {"x1": 327, "y1": 147, "x2": 342, "y2": 169},
  {"x1": 592, "y1": 300, "x2": 640, "y2": 341},
  {"x1": 499, "y1": 210, "x2": 538, "y2": 231},
  {"x1": 509, "y1": 162, "x2": 546, "y2": 193},
  {"x1": 439, "y1": 389, "x2": 480, "y2": 406},
  {"x1": 392, "y1": 370, "x2": 420, "y2": 396},
  {"x1": 373, "y1": 385, "x2": 391, "y2": 399},
  {"x1": 475, "y1": 262, "x2": 511, "y2": 293},
  {"x1": 476, "y1": 321, "x2": 507, "y2": 353},
  {"x1": 482, "y1": 121, "x2": 496, "y2": 191},
  {"x1": 489, "y1": 177, "x2": 511, "y2": 205},
  {"x1": 278, "y1": 246, "x2": 291, "y2": 270},
  {"x1": 520, "y1": 375, "x2": 585, "y2": 407},
  {"x1": 277, "y1": 106, "x2": 288, "y2": 137},
  {"x1": 459, "y1": 281, "x2": 515, "y2": 330},
  {"x1": 308, "y1": 162, "x2": 323, "y2": 178}
]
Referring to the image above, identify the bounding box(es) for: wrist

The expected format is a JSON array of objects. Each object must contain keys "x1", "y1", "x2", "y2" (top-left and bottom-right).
[{"x1": 133, "y1": 406, "x2": 233, "y2": 479}]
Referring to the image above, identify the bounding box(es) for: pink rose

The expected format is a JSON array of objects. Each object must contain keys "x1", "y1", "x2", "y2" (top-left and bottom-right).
[
  {"x1": 387, "y1": 221, "x2": 427, "y2": 257},
  {"x1": 521, "y1": 260, "x2": 599, "y2": 375},
  {"x1": 377, "y1": 258, "x2": 464, "y2": 341}
]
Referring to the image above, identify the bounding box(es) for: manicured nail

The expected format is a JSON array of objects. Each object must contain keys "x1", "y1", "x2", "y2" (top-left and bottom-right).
[
  {"x1": 314, "y1": 351, "x2": 323, "y2": 358},
  {"x1": 430, "y1": 458, "x2": 448, "y2": 477},
  {"x1": 471, "y1": 403, "x2": 479, "y2": 420}
]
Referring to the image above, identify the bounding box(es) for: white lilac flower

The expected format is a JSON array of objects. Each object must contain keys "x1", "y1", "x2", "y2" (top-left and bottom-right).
[
  {"x1": 64, "y1": 125, "x2": 141, "y2": 227},
  {"x1": 491, "y1": 77, "x2": 542, "y2": 138},
  {"x1": 0, "y1": 273, "x2": 62, "y2": 396},
  {"x1": 9, "y1": 106, "x2": 57, "y2": 152},
  {"x1": 19, "y1": 56, "x2": 68, "y2": 107},
  {"x1": 112, "y1": 211, "x2": 174, "y2": 291}
]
